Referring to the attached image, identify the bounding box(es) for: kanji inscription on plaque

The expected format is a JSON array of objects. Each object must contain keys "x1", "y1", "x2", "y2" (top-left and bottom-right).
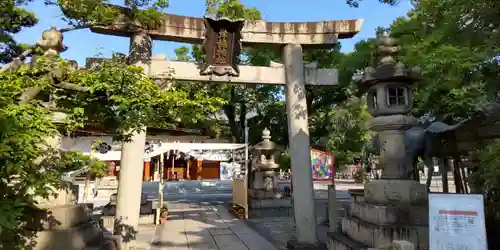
[{"x1": 201, "y1": 17, "x2": 244, "y2": 76}]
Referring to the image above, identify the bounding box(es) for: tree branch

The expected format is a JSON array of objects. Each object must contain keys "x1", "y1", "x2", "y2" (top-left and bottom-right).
[
  {"x1": 18, "y1": 87, "x2": 41, "y2": 105},
  {"x1": 19, "y1": 82, "x2": 89, "y2": 105},
  {"x1": 0, "y1": 48, "x2": 36, "y2": 73},
  {"x1": 58, "y1": 24, "x2": 94, "y2": 33},
  {"x1": 54, "y1": 82, "x2": 90, "y2": 92}
]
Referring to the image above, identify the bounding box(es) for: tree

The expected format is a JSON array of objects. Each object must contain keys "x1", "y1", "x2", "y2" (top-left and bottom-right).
[
  {"x1": 0, "y1": 0, "x2": 39, "y2": 64},
  {"x1": 387, "y1": 0, "x2": 500, "y2": 122},
  {"x1": 345, "y1": 0, "x2": 401, "y2": 8},
  {"x1": 0, "y1": 1, "x2": 224, "y2": 249}
]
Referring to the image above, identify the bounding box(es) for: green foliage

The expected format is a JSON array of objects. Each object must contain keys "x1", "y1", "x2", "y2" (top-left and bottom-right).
[
  {"x1": 0, "y1": 1, "x2": 228, "y2": 248},
  {"x1": 0, "y1": 52, "x2": 224, "y2": 248},
  {"x1": 388, "y1": 0, "x2": 500, "y2": 122},
  {"x1": 277, "y1": 150, "x2": 291, "y2": 171},
  {"x1": 346, "y1": 0, "x2": 400, "y2": 8},
  {"x1": 0, "y1": 98, "x2": 91, "y2": 247},
  {"x1": 206, "y1": 0, "x2": 261, "y2": 20},
  {"x1": 321, "y1": 97, "x2": 372, "y2": 167},
  {"x1": 469, "y1": 140, "x2": 500, "y2": 222},
  {"x1": 0, "y1": 0, "x2": 38, "y2": 63}
]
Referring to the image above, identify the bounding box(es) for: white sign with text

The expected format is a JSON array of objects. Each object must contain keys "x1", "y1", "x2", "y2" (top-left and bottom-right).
[{"x1": 429, "y1": 193, "x2": 487, "y2": 250}]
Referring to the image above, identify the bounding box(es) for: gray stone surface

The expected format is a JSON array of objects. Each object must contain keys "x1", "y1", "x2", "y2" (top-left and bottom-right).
[
  {"x1": 148, "y1": 202, "x2": 277, "y2": 250},
  {"x1": 350, "y1": 200, "x2": 428, "y2": 226},
  {"x1": 341, "y1": 216, "x2": 428, "y2": 249},
  {"x1": 248, "y1": 216, "x2": 330, "y2": 250}
]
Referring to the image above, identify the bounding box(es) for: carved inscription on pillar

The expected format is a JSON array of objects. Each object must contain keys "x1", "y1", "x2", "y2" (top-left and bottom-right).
[{"x1": 201, "y1": 17, "x2": 243, "y2": 76}]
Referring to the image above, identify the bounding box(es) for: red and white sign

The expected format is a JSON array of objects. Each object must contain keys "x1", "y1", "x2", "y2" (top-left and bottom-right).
[{"x1": 429, "y1": 194, "x2": 487, "y2": 250}]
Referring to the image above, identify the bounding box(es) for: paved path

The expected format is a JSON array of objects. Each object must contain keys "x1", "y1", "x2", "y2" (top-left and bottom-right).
[{"x1": 150, "y1": 202, "x2": 277, "y2": 250}]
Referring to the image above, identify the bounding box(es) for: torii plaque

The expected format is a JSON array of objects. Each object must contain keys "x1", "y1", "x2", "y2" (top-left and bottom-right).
[{"x1": 201, "y1": 15, "x2": 244, "y2": 76}]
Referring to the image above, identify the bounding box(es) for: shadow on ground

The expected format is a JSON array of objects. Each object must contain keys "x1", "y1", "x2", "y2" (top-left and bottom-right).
[{"x1": 150, "y1": 200, "x2": 249, "y2": 250}]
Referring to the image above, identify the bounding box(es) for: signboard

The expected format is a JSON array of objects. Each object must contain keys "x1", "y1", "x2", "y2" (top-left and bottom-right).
[
  {"x1": 311, "y1": 148, "x2": 334, "y2": 180},
  {"x1": 201, "y1": 17, "x2": 244, "y2": 76},
  {"x1": 429, "y1": 194, "x2": 487, "y2": 250}
]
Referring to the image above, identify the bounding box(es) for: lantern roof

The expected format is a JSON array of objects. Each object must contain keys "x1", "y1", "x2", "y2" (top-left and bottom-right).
[
  {"x1": 353, "y1": 33, "x2": 421, "y2": 92},
  {"x1": 253, "y1": 128, "x2": 280, "y2": 151}
]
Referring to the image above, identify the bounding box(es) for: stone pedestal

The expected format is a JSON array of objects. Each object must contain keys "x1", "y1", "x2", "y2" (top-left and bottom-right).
[
  {"x1": 364, "y1": 180, "x2": 427, "y2": 206},
  {"x1": 30, "y1": 186, "x2": 116, "y2": 250},
  {"x1": 248, "y1": 194, "x2": 293, "y2": 218},
  {"x1": 248, "y1": 170, "x2": 293, "y2": 218},
  {"x1": 327, "y1": 182, "x2": 429, "y2": 250}
]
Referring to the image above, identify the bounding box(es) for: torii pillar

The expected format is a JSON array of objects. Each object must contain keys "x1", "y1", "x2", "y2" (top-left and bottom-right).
[{"x1": 113, "y1": 31, "x2": 150, "y2": 249}]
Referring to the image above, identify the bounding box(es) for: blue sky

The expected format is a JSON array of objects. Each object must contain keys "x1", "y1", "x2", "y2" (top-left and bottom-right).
[{"x1": 14, "y1": 0, "x2": 413, "y2": 66}]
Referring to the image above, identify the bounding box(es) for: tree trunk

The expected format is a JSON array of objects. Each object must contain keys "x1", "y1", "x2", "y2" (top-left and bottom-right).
[
  {"x1": 222, "y1": 86, "x2": 241, "y2": 143},
  {"x1": 239, "y1": 102, "x2": 247, "y2": 141}
]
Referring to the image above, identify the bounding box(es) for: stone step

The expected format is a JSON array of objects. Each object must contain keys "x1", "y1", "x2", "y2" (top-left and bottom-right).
[
  {"x1": 81, "y1": 234, "x2": 118, "y2": 250},
  {"x1": 32, "y1": 220, "x2": 103, "y2": 250},
  {"x1": 99, "y1": 214, "x2": 155, "y2": 228},
  {"x1": 248, "y1": 206, "x2": 294, "y2": 218},
  {"x1": 350, "y1": 200, "x2": 428, "y2": 226},
  {"x1": 327, "y1": 232, "x2": 369, "y2": 250},
  {"x1": 341, "y1": 216, "x2": 428, "y2": 249}
]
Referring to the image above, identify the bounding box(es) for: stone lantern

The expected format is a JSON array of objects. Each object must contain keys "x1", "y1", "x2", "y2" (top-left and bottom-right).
[
  {"x1": 330, "y1": 34, "x2": 429, "y2": 250},
  {"x1": 354, "y1": 34, "x2": 422, "y2": 183},
  {"x1": 249, "y1": 128, "x2": 281, "y2": 199},
  {"x1": 247, "y1": 128, "x2": 293, "y2": 218}
]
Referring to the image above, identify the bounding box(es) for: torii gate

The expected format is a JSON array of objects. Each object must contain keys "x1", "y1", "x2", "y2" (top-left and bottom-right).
[{"x1": 90, "y1": 6, "x2": 362, "y2": 249}]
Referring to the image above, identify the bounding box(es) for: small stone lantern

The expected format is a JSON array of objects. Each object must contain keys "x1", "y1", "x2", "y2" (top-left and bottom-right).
[{"x1": 249, "y1": 128, "x2": 281, "y2": 199}]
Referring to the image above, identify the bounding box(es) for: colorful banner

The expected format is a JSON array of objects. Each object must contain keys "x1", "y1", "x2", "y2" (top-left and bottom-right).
[{"x1": 311, "y1": 148, "x2": 334, "y2": 180}]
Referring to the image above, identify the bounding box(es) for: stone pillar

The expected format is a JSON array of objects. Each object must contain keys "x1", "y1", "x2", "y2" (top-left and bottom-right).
[
  {"x1": 328, "y1": 184, "x2": 338, "y2": 232},
  {"x1": 283, "y1": 44, "x2": 318, "y2": 245},
  {"x1": 114, "y1": 31, "x2": 151, "y2": 250}
]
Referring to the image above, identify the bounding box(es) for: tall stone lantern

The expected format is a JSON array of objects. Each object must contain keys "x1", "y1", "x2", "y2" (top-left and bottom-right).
[
  {"x1": 328, "y1": 34, "x2": 430, "y2": 250},
  {"x1": 354, "y1": 34, "x2": 427, "y2": 205}
]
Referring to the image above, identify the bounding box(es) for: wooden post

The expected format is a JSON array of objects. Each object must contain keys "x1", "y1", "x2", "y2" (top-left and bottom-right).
[
  {"x1": 452, "y1": 157, "x2": 463, "y2": 193},
  {"x1": 156, "y1": 152, "x2": 164, "y2": 224},
  {"x1": 143, "y1": 160, "x2": 151, "y2": 181},
  {"x1": 83, "y1": 142, "x2": 94, "y2": 204},
  {"x1": 440, "y1": 157, "x2": 449, "y2": 193},
  {"x1": 460, "y1": 162, "x2": 469, "y2": 194},
  {"x1": 171, "y1": 152, "x2": 175, "y2": 180},
  {"x1": 186, "y1": 158, "x2": 190, "y2": 180},
  {"x1": 197, "y1": 160, "x2": 202, "y2": 180}
]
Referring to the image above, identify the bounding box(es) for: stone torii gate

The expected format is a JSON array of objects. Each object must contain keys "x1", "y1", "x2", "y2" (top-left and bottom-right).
[{"x1": 90, "y1": 7, "x2": 362, "y2": 249}]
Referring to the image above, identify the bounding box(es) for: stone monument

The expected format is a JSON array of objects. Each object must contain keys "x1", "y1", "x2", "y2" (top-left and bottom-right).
[
  {"x1": 248, "y1": 128, "x2": 293, "y2": 218},
  {"x1": 328, "y1": 35, "x2": 429, "y2": 250},
  {"x1": 24, "y1": 28, "x2": 115, "y2": 250}
]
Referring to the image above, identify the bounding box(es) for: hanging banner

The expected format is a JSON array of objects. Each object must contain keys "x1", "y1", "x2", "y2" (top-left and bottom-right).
[
  {"x1": 310, "y1": 148, "x2": 334, "y2": 180},
  {"x1": 429, "y1": 193, "x2": 487, "y2": 250}
]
